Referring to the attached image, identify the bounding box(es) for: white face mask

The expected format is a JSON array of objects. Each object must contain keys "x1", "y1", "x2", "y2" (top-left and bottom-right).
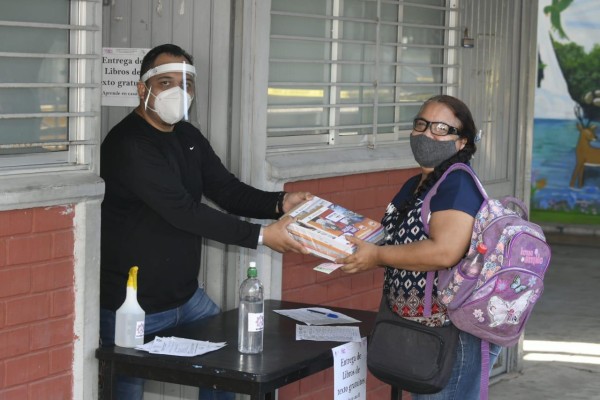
[{"x1": 144, "y1": 86, "x2": 193, "y2": 125}]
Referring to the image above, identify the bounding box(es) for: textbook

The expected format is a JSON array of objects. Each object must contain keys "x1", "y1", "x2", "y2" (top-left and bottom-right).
[{"x1": 285, "y1": 196, "x2": 385, "y2": 261}]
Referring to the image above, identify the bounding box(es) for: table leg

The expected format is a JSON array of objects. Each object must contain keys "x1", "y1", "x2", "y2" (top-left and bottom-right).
[
  {"x1": 391, "y1": 386, "x2": 401, "y2": 400},
  {"x1": 98, "y1": 359, "x2": 115, "y2": 400}
]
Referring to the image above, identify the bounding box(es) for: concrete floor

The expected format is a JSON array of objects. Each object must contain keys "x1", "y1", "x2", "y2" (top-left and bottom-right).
[{"x1": 488, "y1": 238, "x2": 600, "y2": 400}]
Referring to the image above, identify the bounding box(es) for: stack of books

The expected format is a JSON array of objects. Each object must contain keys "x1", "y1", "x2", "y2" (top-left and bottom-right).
[{"x1": 285, "y1": 196, "x2": 385, "y2": 261}]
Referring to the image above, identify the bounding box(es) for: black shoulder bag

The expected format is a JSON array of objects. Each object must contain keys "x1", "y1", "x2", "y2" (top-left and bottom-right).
[{"x1": 367, "y1": 294, "x2": 459, "y2": 394}]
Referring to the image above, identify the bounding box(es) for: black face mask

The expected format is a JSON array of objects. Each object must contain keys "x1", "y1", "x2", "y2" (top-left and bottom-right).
[{"x1": 410, "y1": 134, "x2": 458, "y2": 168}]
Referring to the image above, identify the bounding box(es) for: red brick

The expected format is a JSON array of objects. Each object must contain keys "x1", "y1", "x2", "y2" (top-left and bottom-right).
[
  {"x1": 304, "y1": 384, "x2": 333, "y2": 400},
  {"x1": 342, "y1": 174, "x2": 367, "y2": 191},
  {"x1": 364, "y1": 171, "x2": 390, "y2": 188},
  {"x1": 33, "y1": 206, "x2": 74, "y2": 232},
  {"x1": 353, "y1": 187, "x2": 379, "y2": 212},
  {"x1": 0, "y1": 326, "x2": 30, "y2": 359},
  {"x1": 350, "y1": 272, "x2": 374, "y2": 292},
  {"x1": 0, "y1": 239, "x2": 6, "y2": 268},
  {"x1": 325, "y1": 277, "x2": 353, "y2": 302},
  {"x1": 299, "y1": 369, "x2": 326, "y2": 393},
  {"x1": 0, "y1": 301, "x2": 5, "y2": 329},
  {"x1": 5, "y1": 351, "x2": 49, "y2": 386},
  {"x1": 30, "y1": 373, "x2": 73, "y2": 400},
  {"x1": 278, "y1": 381, "x2": 300, "y2": 399},
  {"x1": 284, "y1": 180, "x2": 318, "y2": 193},
  {"x1": 0, "y1": 361, "x2": 4, "y2": 389},
  {"x1": 49, "y1": 345, "x2": 73, "y2": 374},
  {"x1": 283, "y1": 285, "x2": 328, "y2": 304},
  {"x1": 52, "y1": 230, "x2": 74, "y2": 259},
  {"x1": 31, "y1": 261, "x2": 74, "y2": 293},
  {"x1": 5, "y1": 294, "x2": 50, "y2": 326},
  {"x1": 0, "y1": 385, "x2": 29, "y2": 400},
  {"x1": 377, "y1": 186, "x2": 399, "y2": 207},
  {"x1": 7, "y1": 234, "x2": 53, "y2": 266},
  {"x1": 317, "y1": 176, "x2": 345, "y2": 194},
  {"x1": 30, "y1": 317, "x2": 74, "y2": 351},
  {"x1": 0, "y1": 209, "x2": 33, "y2": 236},
  {"x1": 281, "y1": 264, "x2": 317, "y2": 291},
  {"x1": 0, "y1": 267, "x2": 31, "y2": 297},
  {"x1": 51, "y1": 288, "x2": 75, "y2": 318}
]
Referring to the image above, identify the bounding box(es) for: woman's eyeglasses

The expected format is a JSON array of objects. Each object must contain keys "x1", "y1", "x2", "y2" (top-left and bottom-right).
[{"x1": 413, "y1": 118, "x2": 459, "y2": 136}]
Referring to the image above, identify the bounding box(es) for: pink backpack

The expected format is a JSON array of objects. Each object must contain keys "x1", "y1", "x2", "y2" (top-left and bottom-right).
[{"x1": 420, "y1": 163, "x2": 551, "y2": 399}]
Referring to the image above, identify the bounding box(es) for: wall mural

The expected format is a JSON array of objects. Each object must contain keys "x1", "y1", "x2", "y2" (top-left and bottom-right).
[{"x1": 533, "y1": 0, "x2": 600, "y2": 225}]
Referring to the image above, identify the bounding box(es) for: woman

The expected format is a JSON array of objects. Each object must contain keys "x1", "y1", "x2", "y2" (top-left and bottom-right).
[{"x1": 338, "y1": 95, "x2": 501, "y2": 399}]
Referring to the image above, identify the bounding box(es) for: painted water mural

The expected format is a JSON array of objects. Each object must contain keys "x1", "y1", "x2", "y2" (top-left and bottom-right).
[{"x1": 534, "y1": 0, "x2": 600, "y2": 222}]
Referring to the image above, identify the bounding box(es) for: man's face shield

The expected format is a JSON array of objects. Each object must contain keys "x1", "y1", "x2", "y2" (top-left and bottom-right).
[{"x1": 141, "y1": 62, "x2": 196, "y2": 122}]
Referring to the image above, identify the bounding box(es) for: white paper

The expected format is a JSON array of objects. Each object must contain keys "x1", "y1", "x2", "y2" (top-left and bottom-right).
[
  {"x1": 102, "y1": 47, "x2": 149, "y2": 107},
  {"x1": 274, "y1": 308, "x2": 361, "y2": 326},
  {"x1": 135, "y1": 336, "x2": 227, "y2": 357},
  {"x1": 314, "y1": 262, "x2": 344, "y2": 274},
  {"x1": 296, "y1": 324, "x2": 362, "y2": 342},
  {"x1": 332, "y1": 338, "x2": 368, "y2": 400}
]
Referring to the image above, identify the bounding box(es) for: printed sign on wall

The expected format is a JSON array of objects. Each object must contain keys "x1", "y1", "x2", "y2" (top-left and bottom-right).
[{"x1": 102, "y1": 47, "x2": 149, "y2": 107}]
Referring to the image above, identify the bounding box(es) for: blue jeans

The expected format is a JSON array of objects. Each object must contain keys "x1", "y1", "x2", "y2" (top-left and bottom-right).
[
  {"x1": 411, "y1": 331, "x2": 502, "y2": 400},
  {"x1": 100, "y1": 287, "x2": 235, "y2": 400}
]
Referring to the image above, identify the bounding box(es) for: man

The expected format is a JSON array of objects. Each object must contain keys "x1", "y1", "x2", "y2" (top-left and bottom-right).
[{"x1": 100, "y1": 44, "x2": 309, "y2": 399}]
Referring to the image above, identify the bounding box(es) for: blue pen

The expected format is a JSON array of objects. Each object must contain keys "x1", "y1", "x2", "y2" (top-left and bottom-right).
[{"x1": 308, "y1": 309, "x2": 338, "y2": 318}]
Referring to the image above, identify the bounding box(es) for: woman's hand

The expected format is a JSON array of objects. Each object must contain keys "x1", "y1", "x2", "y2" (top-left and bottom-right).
[
  {"x1": 336, "y1": 236, "x2": 382, "y2": 274},
  {"x1": 262, "y1": 216, "x2": 309, "y2": 254}
]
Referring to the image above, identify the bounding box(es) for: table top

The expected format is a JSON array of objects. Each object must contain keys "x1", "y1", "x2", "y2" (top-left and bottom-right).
[{"x1": 96, "y1": 300, "x2": 377, "y2": 392}]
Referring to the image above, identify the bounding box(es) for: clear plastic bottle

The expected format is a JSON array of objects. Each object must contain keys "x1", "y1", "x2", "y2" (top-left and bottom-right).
[
  {"x1": 115, "y1": 266, "x2": 146, "y2": 348},
  {"x1": 238, "y1": 262, "x2": 264, "y2": 354},
  {"x1": 462, "y1": 243, "x2": 487, "y2": 277}
]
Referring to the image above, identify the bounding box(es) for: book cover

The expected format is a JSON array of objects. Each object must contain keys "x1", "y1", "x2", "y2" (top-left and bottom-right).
[{"x1": 285, "y1": 196, "x2": 385, "y2": 261}]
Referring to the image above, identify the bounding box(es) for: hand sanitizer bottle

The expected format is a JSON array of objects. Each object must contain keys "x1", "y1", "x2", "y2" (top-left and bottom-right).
[{"x1": 115, "y1": 266, "x2": 145, "y2": 347}]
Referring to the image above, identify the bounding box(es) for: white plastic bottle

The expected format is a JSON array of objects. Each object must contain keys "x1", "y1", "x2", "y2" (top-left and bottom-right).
[
  {"x1": 238, "y1": 262, "x2": 264, "y2": 354},
  {"x1": 462, "y1": 243, "x2": 487, "y2": 277},
  {"x1": 115, "y1": 266, "x2": 146, "y2": 347}
]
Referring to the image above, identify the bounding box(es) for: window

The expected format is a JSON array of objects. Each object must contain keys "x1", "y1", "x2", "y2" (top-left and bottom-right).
[
  {"x1": 267, "y1": 0, "x2": 458, "y2": 151},
  {"x1": 0, "y1": 0, "x2": 100, "y2": 172}
]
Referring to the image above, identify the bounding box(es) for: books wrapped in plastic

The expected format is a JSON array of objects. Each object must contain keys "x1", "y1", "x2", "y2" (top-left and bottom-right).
[{"x1": 285, "y1": 196, "x2": 385, "y2": 261}]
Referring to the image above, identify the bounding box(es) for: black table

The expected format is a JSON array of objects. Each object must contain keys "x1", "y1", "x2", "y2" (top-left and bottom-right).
[{"x1": 96, "y1": 300, "x2": 379, "y2": 400}]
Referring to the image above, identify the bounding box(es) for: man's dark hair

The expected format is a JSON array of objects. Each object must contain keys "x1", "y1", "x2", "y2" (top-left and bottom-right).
[{"x1": 139, "y1": 44, "x2": 194, "y2": 80}]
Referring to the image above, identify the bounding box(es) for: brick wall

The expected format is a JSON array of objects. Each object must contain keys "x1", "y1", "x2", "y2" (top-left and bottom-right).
[
  {"x1": 279, "y1": 169, "x2": 418, "y2": 400},
  {"x1": 0, "y1": 206, "x2": 75, "y2": 400}
]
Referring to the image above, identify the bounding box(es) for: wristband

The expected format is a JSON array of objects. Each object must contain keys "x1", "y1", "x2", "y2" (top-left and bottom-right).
[
  {"x1": 258, "y1": 226, "x2": 264, "y2": 246},
  {"x1": 277, "y1": 191, "x2": 286, "y2": 215}
]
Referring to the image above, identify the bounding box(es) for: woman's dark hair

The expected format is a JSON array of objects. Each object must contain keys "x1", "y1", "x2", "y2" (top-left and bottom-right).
[
  {"x1": 396, "y1": 95, "x2": 478, "y2": 217},
  {"x1": 139, "y1": 44, "x2": 194, "y2": 80}
]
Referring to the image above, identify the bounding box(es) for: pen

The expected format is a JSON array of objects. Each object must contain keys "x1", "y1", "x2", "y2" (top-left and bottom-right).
[{"x1": 307, "y1": 309, "x2": 338, "y2": 318}]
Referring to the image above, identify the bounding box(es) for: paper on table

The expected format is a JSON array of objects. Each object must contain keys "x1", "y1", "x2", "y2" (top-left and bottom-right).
[
  {"x1": 274, "y1": 307, "x2": 361, "y2": 326},
  {"x1": 135, "y1": 336, "x2": 227, "y2": 357},
  {"x1": 296, "y1": 324, "x2": 362, "y2": 342}
]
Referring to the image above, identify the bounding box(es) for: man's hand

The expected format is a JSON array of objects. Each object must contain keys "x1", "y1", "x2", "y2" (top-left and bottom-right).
[
  {"x1": 281, "y1": 192, "x2": 313, "y2": 214},
  {"x1": 263, "y1": 216, "x2": 309, "y2": 254}
]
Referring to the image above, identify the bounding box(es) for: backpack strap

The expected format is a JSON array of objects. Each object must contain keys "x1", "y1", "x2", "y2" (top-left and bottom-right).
[
  {"x1": 420, "y1": 162, "x2": 487, "y2": 235},
  {"x1": 421, "y1": 163, "x2": 486, "y2": 316},
  {"x1": 480, "y1": 340, "x2": 490, "y2": 400}
]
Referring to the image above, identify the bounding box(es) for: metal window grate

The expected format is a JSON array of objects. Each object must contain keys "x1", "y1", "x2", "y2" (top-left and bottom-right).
[
  {"x1": 267, "y1": 0, "x2": 459, "y2": 151},
  {"x1": 0, "y1": 0, "x2": 101, "y2": 170}
]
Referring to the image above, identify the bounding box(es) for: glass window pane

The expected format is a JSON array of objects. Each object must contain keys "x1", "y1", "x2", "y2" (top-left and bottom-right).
[
  {"x1": 271, "y1": 15, "x2": 329, "y2": 39},
  {"x1": 0, "y1": 0, "x2": 71, "y2": 159},
  {"x1": 268, "y1": 86, "x2": 329, "y2": 106},
  {"x1": 0, "y1": 27, "x2": 69, "y2": 54},
  {"x1": 270, "y1": 62, "x2": 331, "y2": 83},
  {"x1": 404, "y1": 6, "x2": 445, "y2": 26},
  {"x1": 1, "y1": 0, "x2": 69, "y2": 24},
  {"x1": 401, "y1": 27, "x2": 445, "y2": 46},
  {"x1": 270, "y1": 38, "x2": 330, "y2": 61},
  {"x1": 399, "y1": 47, "x2": 445, "y2": 65},
  {"x1": 271, "y1": 0, "x2": 328, "y2": 14}
]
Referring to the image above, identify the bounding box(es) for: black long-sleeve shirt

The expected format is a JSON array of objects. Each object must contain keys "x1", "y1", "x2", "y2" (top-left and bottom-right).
[{"x1": 100, "y1": 112, "x2": 280, "y2": 313}]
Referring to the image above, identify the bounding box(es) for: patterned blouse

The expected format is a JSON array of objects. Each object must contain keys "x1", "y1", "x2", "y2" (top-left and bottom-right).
[
  {"x1": 381, "y1": 198, "x2": 450, "y2": 327},
  {"x1": 381, "y1": 168, "x2": 482, "y2": 327}
]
